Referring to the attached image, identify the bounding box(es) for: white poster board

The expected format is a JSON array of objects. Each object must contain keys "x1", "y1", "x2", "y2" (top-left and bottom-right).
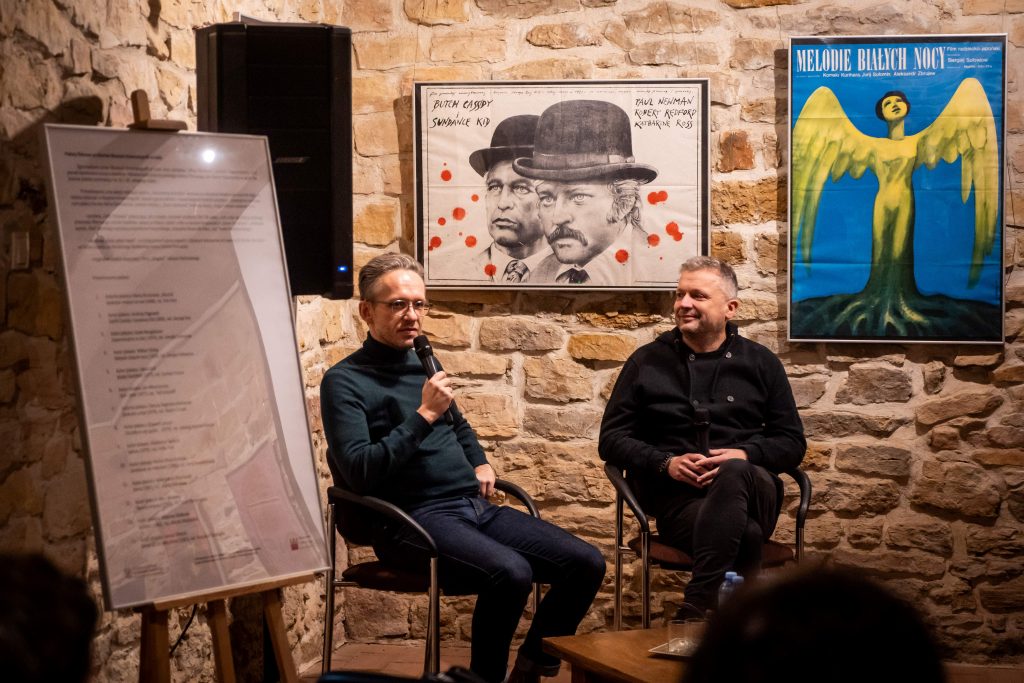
[{"x1": 43, "y1": 125, "x2": 328, "y2": 609}]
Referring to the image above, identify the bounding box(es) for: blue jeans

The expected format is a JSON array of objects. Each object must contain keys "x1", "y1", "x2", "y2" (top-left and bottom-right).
[{"x1": 373, "y1": 495, "x2": 605, "y2": 683}]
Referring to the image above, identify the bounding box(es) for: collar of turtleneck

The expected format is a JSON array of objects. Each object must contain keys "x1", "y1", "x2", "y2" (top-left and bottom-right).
[{"x1": 361, "y1": 333, "x2": 416, "y2": 365}]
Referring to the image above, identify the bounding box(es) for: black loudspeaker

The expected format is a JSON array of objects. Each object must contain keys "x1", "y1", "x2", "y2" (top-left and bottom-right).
[{"x1": 196, "y1": 22, "x2": 354, "y2": 299}]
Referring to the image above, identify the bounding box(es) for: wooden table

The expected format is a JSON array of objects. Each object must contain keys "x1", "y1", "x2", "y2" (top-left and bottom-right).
[{"x1": 543, "y1": 628, "x2": 687, "y2": 683}]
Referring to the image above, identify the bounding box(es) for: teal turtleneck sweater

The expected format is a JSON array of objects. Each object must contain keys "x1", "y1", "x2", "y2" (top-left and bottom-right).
[{"x1": 320, "y1": 334, "x2": 486, "y2": 509}]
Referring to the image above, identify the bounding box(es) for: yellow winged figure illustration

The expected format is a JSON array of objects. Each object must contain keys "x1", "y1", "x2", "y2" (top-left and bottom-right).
[{"x1": 791, "y1": 77, "x2": 999, "y2": 338}]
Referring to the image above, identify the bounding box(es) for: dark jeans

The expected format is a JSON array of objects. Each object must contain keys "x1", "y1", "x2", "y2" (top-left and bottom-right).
[
  {"x1": 655, "y1": 459, "x2": 779, "y2": 612},
  {"x1": 373, "y1": 495, "x2": 605, "y2": 683}
]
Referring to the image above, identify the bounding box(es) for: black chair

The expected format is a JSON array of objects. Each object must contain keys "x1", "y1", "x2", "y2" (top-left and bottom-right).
[
  {"x1": 604, "y1": 463, "x2": 811, "y2": 629},
  {"x1": 322, "y1": 480, "x2": 542, "y2": 676}
]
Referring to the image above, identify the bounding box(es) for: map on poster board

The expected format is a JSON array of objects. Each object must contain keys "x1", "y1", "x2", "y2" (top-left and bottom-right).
[{"x1": 43, "y1": 125, "x2": 329, "y2": 610}]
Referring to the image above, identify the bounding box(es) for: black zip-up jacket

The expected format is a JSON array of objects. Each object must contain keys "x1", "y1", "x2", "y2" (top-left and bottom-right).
[{"x1": 599, "y1": 323, "x2": 805, "y2": 509}]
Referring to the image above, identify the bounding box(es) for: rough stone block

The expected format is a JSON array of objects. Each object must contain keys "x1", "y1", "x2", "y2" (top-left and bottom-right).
[
  {"x1": 459, "y1": 393, "x2": 518, "y2": 438},
  {"x1": 476, "y1": 0, "x2": 579, "y2": 19},
  {"x1": 526, "y1": 23, "x2": 602, "y2": 49},
  {"x1": 602, "y1": 19, "x2": 635, "y2": 51},
  {"x1": 734, "y1": 292, "x2": 778, "y2": 322},
  {"x1": 404, "y1": 0, "x2": 467, "y2": 24},
  {"x1": 435, "y1": 350, "x2": 507, "y2": 376},
  {"x1": 479, "y1": 318, "x2": 566, "y2": 351},
  {"x1": 523, "y1": 356, "x2": 592, "y2": 402},
  {"x1": 884, "y1": 509, "x2": 953, "y2": 555},
  {"x1": 622, "y1": 3, "x2": 721, "y2": 33},
  {"x1": 41, "y1": 461, "x2": 90, "y2": 540},
  {"x1": 992, "y1": 362, "x2": 1024, "y2": 383},
  {"x1": 915, "y1": 389, "x2": 1003, "y2": 426},
  {"x1": 835, "y1": 363, "x2": 912, "y2": 405},
  {"x1": 804, "y1": 514, "x2": 842, "y2": 547},
  {"x1": 711, "y1": 176, "x2": 782, "y2": 225},
  {"x1": 979, "y1": 576, "x2": 1024, "y2": 613},
  {"x1": 576, "y1": 312, "x2": 666, "y2": 330},
  {"x1": 730, "y1": 38, "x2": 780, "y2": 70},
  {"x1": 829, "y1": 547, "x2": 946, "y2": 579},
  {"x1": 789, "y1": 375, "x2": 827, "y2": 408},
  {"x1": 342, "y1": 589, "x2": 410, "y2": 638},
  {"x1": 523, "y1": 405, "x2": 602, "y2": 440},
  {"x1": 352, "y1": 74, "x2": 401, "y2": 114},
  {"x1": 846, "y1": 517, "x2": 884, "y2": 548},
  {"x1": 421, "y1": 313, "x2": 472, "y2": 348},
  {"x1": 496, "y1": 58, "x2": 594, "y2": 80},
  {"x1": 754, "y1": 231, "x2": 782, "y2": 275},
  {"x1": 711, "y1": 230, "x2": 745, "y2": 264},
  {"x1": 965, "y1": 526, "x2": 1024, "y2": 558},
  {"x1": 929, "y1": 425, "x2": 960, "y2": 451},
  {"x1": 910, "y1": 461, "x2": 1002, "y2": 519},
  {"x1": 801, "y1": 410, "x2": 909, "y2": 438},
  {"x1": 954, "y1": 351, "x2": 1004, "y2": 368},
  {"x1": 353, "y1": 34, "x2": 421, "y2": 70},
  {"x1": 922, "y1": 360, "x2": 946, "y2": 395},
  {"x1": 814, "y1": 473, "x2": 901, "y2": 515},
  {"x1": 354, "y1": 112, "x2": 401, "y2": 157},
  {"x1": 628, "y1": 40, "x2": 719, "y2": 66},
  {"x1": 834, "y1": 443, "x2": 911, "y2": 480},
  {"x1": 566, "y1": 334, "x2": 637, "y2": 362},
  {"x1": 7, "y1": 272, "x2": 62, "y2": 340},
  {"x1": 430, "y1": 28, "x2": 506, "y2": 62}
]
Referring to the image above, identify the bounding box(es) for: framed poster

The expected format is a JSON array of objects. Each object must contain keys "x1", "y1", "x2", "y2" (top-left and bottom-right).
[
  {"x1": 414, "y1": 80, "x2": 709, "y2": 290},
  {"x1": 42, "y1": 125, "x2": 328, "y2": 609},
  {"x1": 788, "y1": 35, "x2": 1005, "y2": 343}
]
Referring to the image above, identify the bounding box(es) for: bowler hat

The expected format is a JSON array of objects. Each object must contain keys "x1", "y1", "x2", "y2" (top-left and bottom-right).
[
  {"x1": 469, "y1": 115, "x2": 539, "y2": 177},
  {"x1": 513, "y1": 100, "x2": 657, "y2": 183}
]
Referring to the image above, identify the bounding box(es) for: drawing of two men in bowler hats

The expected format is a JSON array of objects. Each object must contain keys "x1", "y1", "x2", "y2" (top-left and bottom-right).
[{"x1": 468, "y1": 100, "x2": 661, "y2": 286}]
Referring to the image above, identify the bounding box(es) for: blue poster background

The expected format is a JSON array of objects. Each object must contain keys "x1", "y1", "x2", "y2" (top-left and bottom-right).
[{"x1": 789, "y1": 35, "x2": 1004, "y2": 339}]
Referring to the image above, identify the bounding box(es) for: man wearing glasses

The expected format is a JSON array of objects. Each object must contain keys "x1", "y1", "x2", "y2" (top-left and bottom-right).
[{"x1": 320, "y1": 253, "x2": 605, "y2": 683}]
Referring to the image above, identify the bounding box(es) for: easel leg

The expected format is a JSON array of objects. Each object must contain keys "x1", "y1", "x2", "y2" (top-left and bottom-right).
[
  {"x1": 139, "y1": 607, "x2": 170, "y2": 683},
  {"x1": 263, "y1": 589, "x2": 299, "y2": 683},
  {"x1": 208, "y1": 600, "x2": 237, "y2": 683}
]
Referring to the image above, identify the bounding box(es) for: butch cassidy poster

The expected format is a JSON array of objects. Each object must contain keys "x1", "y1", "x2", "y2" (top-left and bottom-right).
[
  {"x1": 789, "y1": 35, "x2": 1005, "y2": 343},
  {"x1": 414, "y1": 80, "x2": 709, "y2": 290}
]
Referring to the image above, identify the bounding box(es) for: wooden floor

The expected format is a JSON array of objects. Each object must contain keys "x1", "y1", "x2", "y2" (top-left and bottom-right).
[{"x1": 305, "y1": 642, "x2": 1023, "y2": 683}]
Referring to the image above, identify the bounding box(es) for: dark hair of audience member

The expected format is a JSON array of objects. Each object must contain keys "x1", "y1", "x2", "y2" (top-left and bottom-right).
[
  {"x1": 682, "y1": 566, "x2": 946, "y2": 683},
  {"x1": 0, "y1": 553, "x2": 98, "y2": 683}
]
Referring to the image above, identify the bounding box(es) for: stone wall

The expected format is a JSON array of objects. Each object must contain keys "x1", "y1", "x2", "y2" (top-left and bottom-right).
[{"x1": 2, "y1": 0, "x2": 1023, "y2": 680}]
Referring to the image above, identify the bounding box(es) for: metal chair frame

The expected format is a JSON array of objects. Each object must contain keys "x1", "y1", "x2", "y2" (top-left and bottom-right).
[
  {"x1": 322, "y1": 480, "x2": 541, "y2": 677},
  {"x1": 605, "y1": 463, "x2": 811, "y2": 630}
]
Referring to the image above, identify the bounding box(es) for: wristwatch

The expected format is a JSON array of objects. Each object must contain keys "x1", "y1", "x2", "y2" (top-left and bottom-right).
[{"x1": 658, "y1": 455, "x2": 673, "y2": 475}]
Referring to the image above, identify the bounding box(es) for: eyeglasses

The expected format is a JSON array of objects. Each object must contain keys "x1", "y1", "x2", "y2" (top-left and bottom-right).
[{"x1": 373, "y1": 299, "x2": 432, "y2": 315}]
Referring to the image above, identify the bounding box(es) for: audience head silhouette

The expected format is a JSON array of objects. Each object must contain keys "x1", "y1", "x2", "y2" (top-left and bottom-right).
[
  {"x1": 683, "y1": 565, "x2": 946, "y2": 683},
  {"x1": 0, "y1": 553, "x2": 98, "y2": 683}
]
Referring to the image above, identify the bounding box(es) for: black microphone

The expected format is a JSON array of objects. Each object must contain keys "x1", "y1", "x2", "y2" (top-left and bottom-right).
[
  {"x1": 413, "y1": 335, "x2": 454, "y2": 425},
  {"x1": 694, "y1": 407, "x2": 710, "y2": 457}
]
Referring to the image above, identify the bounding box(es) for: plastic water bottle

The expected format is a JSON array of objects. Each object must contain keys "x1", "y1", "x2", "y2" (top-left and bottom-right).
[{"x1": 718, "y1": 571, "x2": 743, "y2": 607}]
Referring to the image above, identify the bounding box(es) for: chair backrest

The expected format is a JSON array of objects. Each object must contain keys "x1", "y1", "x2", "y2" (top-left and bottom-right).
[{"x1": 325, "y1": 448, "x2": 381, "y2": 546}]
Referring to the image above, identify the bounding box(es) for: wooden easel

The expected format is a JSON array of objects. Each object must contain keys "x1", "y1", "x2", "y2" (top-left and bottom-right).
[{"x1": 138, "y1": 575, "x2": 314, "y2": 683}]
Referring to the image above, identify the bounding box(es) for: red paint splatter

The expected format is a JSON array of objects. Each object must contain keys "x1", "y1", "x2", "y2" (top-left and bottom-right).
[
  {"x1": 648, "y1": 190, "x2": 669, "y2": 205},
  {"x1": 666, "y1": 222, "x2": 684, "y2": 242},
  {"x1": 647, "y1": 234, "x2": 660, "y2": 247},
  {"x1": 429, "y1": 236, "x2": 442, "y2": 251},
  {"x1": 441, "y1": 169, "x2": 452, "y2": 182},
  {"x1": 438, "y1": 217, "x2": 446, "y2": 226},
  {"x1": 615, "y1": 249, "x2": 629, "y2": 264},
  {"x1": 471, "y1": 194, "x2": 479, "y2": 202},
  {"x1": 673, "y1": 232, "x2": 683, "y2": 241},
  {"x1": 465, "y1": 235, "x2": 477, "y2": 248},
  {"x1": 484, "y1": 263, "x2": 497, "y2": 277},
  {"x1": 452, "y1": 207, "x2": 466, "y2": 221}
]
